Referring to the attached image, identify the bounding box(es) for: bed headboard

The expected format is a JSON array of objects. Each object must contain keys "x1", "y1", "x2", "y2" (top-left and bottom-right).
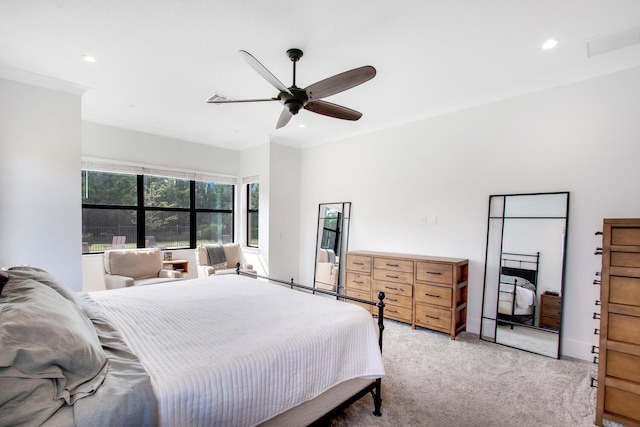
[{"x1": 500, "y1": 252, "x2": 540, "y2": 286}]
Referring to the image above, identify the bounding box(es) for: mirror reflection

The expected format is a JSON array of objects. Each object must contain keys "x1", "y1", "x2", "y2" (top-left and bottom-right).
[
  {"x1": 314, "y1": 202, "x2": 351, "y2": 293},
  {"x1": 480, "y1": 192, "x2": 569, "y2": 358}
]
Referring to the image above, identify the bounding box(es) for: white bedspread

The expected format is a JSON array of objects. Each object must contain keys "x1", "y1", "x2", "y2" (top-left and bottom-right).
[{"x1": 89, "y1": 275, "x2": 384, "y2": 426}]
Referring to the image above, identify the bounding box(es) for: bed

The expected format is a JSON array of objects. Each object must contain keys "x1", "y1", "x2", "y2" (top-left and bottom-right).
[
  {"x1": 497, "y1": 252, "x2": 539, "y2": 327},
  {"x1": 0, "y1": 266, "x2": 385, "y2": 426}
]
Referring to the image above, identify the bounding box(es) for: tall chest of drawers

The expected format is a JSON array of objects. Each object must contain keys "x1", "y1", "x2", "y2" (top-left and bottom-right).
[
  {"x1": 596, "y1": 219, "x2": 640, "y2": 426},
  {"x1": 344, "y1": 251, "x2": 468, "y2": 340}
]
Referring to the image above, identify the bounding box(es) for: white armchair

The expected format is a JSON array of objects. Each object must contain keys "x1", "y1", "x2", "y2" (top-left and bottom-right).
[
  {"x1": 195, "y1": 243, "x2": 256, "y2": 277},
  {"x1": 103, "y1": 248, "x2": 183, "y2": 290},
  {"x1": 315, "y1": 248, "x2": 338, "y2": 289}
]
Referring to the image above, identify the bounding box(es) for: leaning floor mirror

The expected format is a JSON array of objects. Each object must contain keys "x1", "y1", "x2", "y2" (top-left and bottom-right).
[
  {"x1": 480, "y1": 192, "x2": 569, "y2": 358},
  {"x1": 313, "y1": 202, "x2": 351, "y2": 293}
]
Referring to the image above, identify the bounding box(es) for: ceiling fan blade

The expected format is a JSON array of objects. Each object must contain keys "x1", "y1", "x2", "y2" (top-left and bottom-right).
[
  {"x1": 276, "y1": 108, "x2": 293, "y2": 129},
  {"x1": 207, "y1": 97, "x2": 278, "y2": 104},
  {"x1": 305, "y1": 66, "x2": 376, "y2": 100},
  {"x1": 239, "y1": 50, "x2": 292, "y2": 95},
  {"x1": 304, "y1": 100, "x2": 363, "y2": 121}
]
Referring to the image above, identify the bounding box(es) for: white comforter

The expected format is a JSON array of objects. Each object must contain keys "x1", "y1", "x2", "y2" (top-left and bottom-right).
[{"x1": 89, "y1": 275, "x2": 385, "y2": 426}]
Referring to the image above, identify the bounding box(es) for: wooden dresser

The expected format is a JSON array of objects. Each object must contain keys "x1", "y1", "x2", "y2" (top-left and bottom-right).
[
  {"x1": 539, "y1": 293, "x2": 562, "y2": 330},
  {"x1": 344, "y1": 251, "x2": 468, "y2": 340},
  {"x1": 596, "y1": 218, "x2": 640, "y2": 426}
]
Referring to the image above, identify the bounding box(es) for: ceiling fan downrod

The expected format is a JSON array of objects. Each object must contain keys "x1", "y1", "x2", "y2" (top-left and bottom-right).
[
  {"x1": 284, "y1": 48, "x2": 305, "y2": 114},
  {"x1": 286, "y1": 48, "x2": 303, "y2": 87}
]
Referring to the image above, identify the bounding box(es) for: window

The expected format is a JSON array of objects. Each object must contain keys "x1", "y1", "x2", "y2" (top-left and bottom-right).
[
  {"x1": 247, "y1": 182, "x2": 259, "y2": 247},
  {"x1": 82, "y1": 170, "x2": 234, "y2": 252}
]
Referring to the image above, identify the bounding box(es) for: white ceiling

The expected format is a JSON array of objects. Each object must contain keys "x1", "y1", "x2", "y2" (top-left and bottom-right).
[{"x1": 1, "y1": 1, "x2": 640, "y2": 151}]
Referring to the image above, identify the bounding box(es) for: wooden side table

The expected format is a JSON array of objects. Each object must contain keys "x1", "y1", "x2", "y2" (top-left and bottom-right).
[
  {"x1": 539, "y1": 293, "x2": 561, "y2": 330},
  {"x1": 163, "y1": 260, "x2": 189, "y2": 273}
]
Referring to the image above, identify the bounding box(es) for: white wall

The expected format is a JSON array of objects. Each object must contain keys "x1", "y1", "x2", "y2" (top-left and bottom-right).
[
  {"x1": 298, "y1": 65, "x2": 640, "y2": 361},
  {"x1": 267, "y1": 142, "x2": 301, "y2": 281},
  {"x1": 82, "y1": 122, "x2": 240, "y2": 175},
  {"x1": 0, "y1": 77, "x2": 84, "y2": 290}
]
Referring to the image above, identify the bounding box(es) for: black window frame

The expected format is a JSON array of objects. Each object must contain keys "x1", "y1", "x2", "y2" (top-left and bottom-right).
[
  {"x1": 82, "y1": 171, "x2": 234, "y2": 253},
  {"x1": 246, "y1": 182, "x2": 259, "y2": 248}
]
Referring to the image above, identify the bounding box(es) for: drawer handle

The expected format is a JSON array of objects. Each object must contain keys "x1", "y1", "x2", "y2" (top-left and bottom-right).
[
  {"x1": 386, "y1": 263, "x2": 399, "y2": 267},
  {"x1": 595, "y1": 300, "x2": 601, "y2": 306},
  {"x1": 387, "y1": 297, "x2": 397, "y2": 302},
  {"x1": 590, "y1": 377, "x2": 598, "y2": 388},
  {"x1": 388, "y1": 309, "x2": 398, "y2": 314},
  {"x1": 593, "y1": 356, "x2": 599, "y2": 364},
  {"x1": 595, "y1": 231, "x2": 603, "y2": 236},
  {"x1": 591, "y1": 345, "x2": 599, "y2": 355},
  {"x1": 427, "y1": 271, "x2": 442, "y2": 275},
  {"x1": 594, "y1": 328, "x2": 600, "y2": 335},
  {"x1": 424, "y1": 293, "x2": 440, "y2": 298},
  {"x1": 353, "y1": 262, "x2": 364, "y2": 265},
  {"x1": 425, "y1": 315, "x2": 440, "y2": 320},
  {"x1": 386, "y1": 286, "x2": 398, "y2": 291},
  {"x1": 386, "y1": 275, "x2": 399, "y2": 279},
  {"x1": 595, "y1": 248, "x2": 603, "y2": 255},
  {"x1": 593, "y1": 312, "x2": 600, "y2": 320},
  {"x1": 354, "y1": 280, "x2": 364, "y2": 284},
  {"x1": 593, "y1": 280, "x2": 601, "y2": 285}
]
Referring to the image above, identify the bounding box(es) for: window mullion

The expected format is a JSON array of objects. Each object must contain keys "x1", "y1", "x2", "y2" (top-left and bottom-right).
[
  {"x1": 190, "y1": 180, "x2": 196, "y2": 249},
  {"x1": 137, "y1": 174, "x2": 145, "y2": 248}
]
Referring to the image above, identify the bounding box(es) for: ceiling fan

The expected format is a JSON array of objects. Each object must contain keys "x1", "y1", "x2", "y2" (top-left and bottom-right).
[{"x1": 207, "y1": 49, "x2": 376, "y2": 129}]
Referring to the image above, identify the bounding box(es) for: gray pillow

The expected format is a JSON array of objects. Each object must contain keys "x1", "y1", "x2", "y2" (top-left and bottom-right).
[
  {"x1": 0, "y1": 270, "x2": 8, "y2": 294},
  {"x1": 7, "y1": 266, "x2": 81, "y2": 306},
  {"x1": 0, "y1": 278, "x2": 108, "y2": 405}
]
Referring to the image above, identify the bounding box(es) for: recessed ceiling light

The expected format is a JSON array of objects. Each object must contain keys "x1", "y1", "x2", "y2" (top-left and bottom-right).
[
  {"x1": 82, "y1": 54, "x2": 97, "y2": 63},
  {"x1": 299, "y1": 124, "x2": 306, "y2": 128},
  {"x1": 542, "y1": 39, "x2": 558, "y2": 50}
]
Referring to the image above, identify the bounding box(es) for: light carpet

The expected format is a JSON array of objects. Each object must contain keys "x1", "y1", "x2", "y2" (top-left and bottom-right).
[{"x1": 327, "y1": 320, "x2": 598, "y2": 427}]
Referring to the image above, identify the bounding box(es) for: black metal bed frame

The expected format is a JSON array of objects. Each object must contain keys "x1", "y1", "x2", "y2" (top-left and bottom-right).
[
  {"x1": 497, "y1": 252, "x2": 540, "y2": 327},
  {"x1": 234, "y1": 264, "x2": 386, "y2": 420}
]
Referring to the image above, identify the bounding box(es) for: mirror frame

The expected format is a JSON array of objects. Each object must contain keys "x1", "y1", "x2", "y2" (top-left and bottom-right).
[
  {"x1": 313, "y1": 202, "x2": 351, "y2": 294},
  {"x1": 479, "y1": 191, "x2": 570, "y2": 358}
]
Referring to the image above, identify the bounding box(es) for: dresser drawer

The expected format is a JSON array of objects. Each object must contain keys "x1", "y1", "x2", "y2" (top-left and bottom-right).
[
  {"x1": 608, "y1": 313, "x2": 640, "y2": 346},
  {"x1": 542, "y1": 294, "x2": 561, "y2": 309},
  {"x1": 373, "y1": 257, "x2": 414, "y2": 274},
  {"x1": 384, "y1": 303, "x2": 412, "y2": 323},
  {"x1": 415, "y1": 304, "x2": 451, "y2": 332},
  {"x1": 372, "y1": 286, "x2": 412, "y2": 308},
  {"x1": 345, "y1": 254, "x2": 372, "y2": 273},
  {"x1": 540, "y1": 316, "x2": 560, "y2": 330},
  {"x1": 414, "y1": 283, "x2": 452, "y2": 308},
  {"x1": 610, "y1": 276, "x2": 640, "y2": 306},
  {"x1": 612, "y1": 227, "x2": 640, "y2": 246},
  {"x1": 604, "y1": 386, "x2": 640, "y2": 423},
  {"x1": 372, "y1": 280, "x2": 413, "y2": 298},
  {"x1": 541, "y1": 306, "x2": 561, "y2": 318},
  {"x1": 415, "y1": 262, "x2": 453, "y2": 285},
  {"x1": 345, "y1": 289, "x2": 372, "y2": 313},
  {"x1": 345, "y1": 272, "x2": 371, "y2": 292},
  {"x1": 541, "y1": 295, "x2": 561, "y2": 318},
  {"x1": 607, "y1": 349, "x2": 640, "y2": 384},
  {"x1": 373, "y1": 268, "x2": 413, "y2": 285},
  {"x1": 610, "y1": 252, "x2": 640, "y2": 269}
]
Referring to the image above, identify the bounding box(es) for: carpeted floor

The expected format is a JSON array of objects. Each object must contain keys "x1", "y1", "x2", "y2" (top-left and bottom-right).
[{"x1": 327, "y1": 320, "x2": 598, "y2": 427}]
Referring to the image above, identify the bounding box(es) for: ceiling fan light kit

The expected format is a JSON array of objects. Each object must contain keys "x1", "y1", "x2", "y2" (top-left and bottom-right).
[{"x1": 207, "y1": 48, "x2": 376, "y2": 129}]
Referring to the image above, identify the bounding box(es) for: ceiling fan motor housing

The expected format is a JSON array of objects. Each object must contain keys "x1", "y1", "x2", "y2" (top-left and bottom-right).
[{"x1": 281, "y1": 87, "x2": 308, "y2": 115}]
